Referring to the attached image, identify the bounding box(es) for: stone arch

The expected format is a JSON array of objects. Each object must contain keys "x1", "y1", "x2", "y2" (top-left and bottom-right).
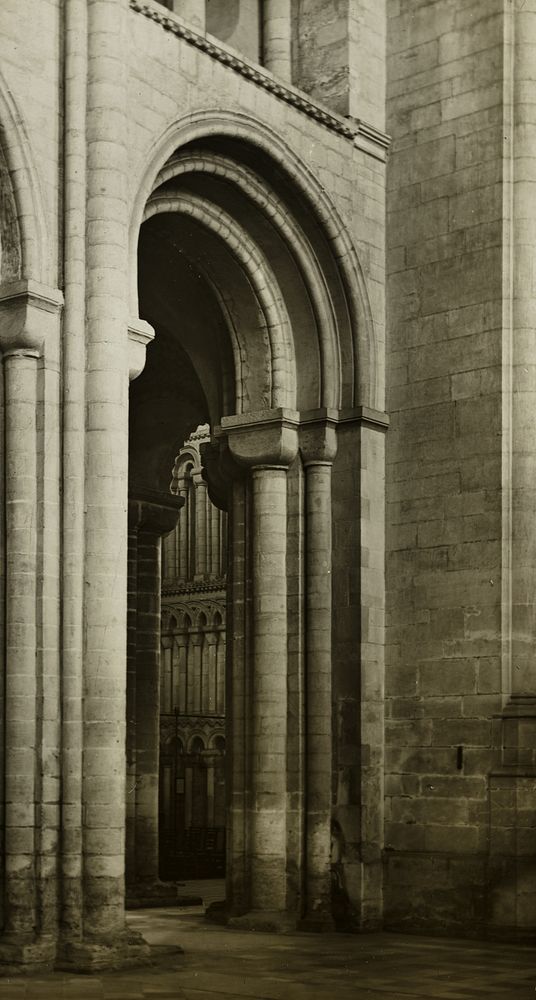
[
  {"x1": 131, "y1": 106, "x2": 383, "y2": 927},
  {"x1": 129, "y1": 108, "x2": 378, "y2": 409},
  {"x1": 0, "y1": 70, "x2": 47, "y2": 284},
  {"x1": 164, "y1": 734, "x2": 183, "y2": 755},
  {"x1": 174, "y1": 449, "x2": 198, "y2": 474},
  {"x1": 143, "y1": 191, "x2": 295, "y2": 410},
  {"x1": 211, "y1": 734, "x2": 226, "y2": 754},
  {"x1": 189, "y1": 735, "x2": 205, "y2": 754},
  {"x1": 154, "y1": 152, "x2": 341, "y2": 408}
]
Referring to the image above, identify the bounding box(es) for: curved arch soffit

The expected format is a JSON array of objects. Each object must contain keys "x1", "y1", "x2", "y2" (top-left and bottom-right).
[
  {"x1": 156, "y1": 151, "x2": 341, "y2": 409},
  {"x1": 144, "y1": 190, "x2": 296, "y2": 411},
  {"x1": 0, "y1": 71, "x2": 47, "y2": 284},
  {"x1": 129, "y1": 109, "x2": 378, "y2": 409}
]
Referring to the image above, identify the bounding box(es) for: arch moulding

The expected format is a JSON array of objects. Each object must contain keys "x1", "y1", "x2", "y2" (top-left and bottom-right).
[
  {"x1": 128, "y1": 109, "x2": 379, "y2": 411},
  {"x1": 0, "y1": 69, "x2": 48, "y2": 287}
]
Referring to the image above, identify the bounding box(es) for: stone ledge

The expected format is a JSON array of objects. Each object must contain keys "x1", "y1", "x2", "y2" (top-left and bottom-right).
[{"x1": 128, "y1": 0, "x2": 390, "y2": 159}]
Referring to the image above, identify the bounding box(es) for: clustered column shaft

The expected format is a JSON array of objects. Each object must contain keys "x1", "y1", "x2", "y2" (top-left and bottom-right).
[
  {"x1": 299, "y1": 418, "x2": 337, "y2": 926},
  {"x1": 126, "y1": 493, "x2": 182, "y2": 906},
  {"x1": 250, "y1": 466, "x2": 289, "y2": 911},
  {"x1": 223, "y1": 410, "x2": 299, "y2": 925},
  {"x1": 0, "y1": 284, "x2": 63, "y2": 968},
  {"x1": 303, "y1": 469, "x2": 335, "y2": 922},
  {"x1": 3, "y1": 351, "x2": 39, "y2": 940},
  {"x1": 226, "y1": 475, "x2": 249, "y2": 914},
  {"x1": 305, "y1": 461, "x2": 334, "y2": 910},
  {"x1": 82, "y1": 0, "x2": 131, "y2": 946}
]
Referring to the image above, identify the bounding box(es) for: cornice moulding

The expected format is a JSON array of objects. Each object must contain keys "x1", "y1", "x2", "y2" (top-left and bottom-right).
[{"x1": 129, "y1": 0, "x2": 390, "y2": 160}]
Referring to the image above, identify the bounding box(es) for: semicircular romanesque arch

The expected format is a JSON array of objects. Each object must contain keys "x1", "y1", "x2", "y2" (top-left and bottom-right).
[
  {"x1": 0, "y1": 71, "x2": 48, "y2": 286},
  {"x1": 129, "y1": 108, "x2": 379, "y2": 415}
]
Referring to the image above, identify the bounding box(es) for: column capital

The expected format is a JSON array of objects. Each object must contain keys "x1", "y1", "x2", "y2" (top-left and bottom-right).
[
  {"x1": 128, "y1": 487, "x2": 184, "y2": 537},
  {"x1": 199, "y1": 437, "x2": 244, "y2": 511},
  {"x1": 337, "y1": 405, "x2": 390, "y2": 431},
  {"x1": 128, "y1": 317, "x2": 154, "y2": 381},
  {"x1": 172, "y1": 473, "x2": 190, "y2": 494},
  {"x1": 299, "y1": 408, "x2": 338, "y2": 465},
  {"x1": 0, "y1": 279, "x2": 63, "y2": 353},
  {"x1": 219, "y1": 408, "x2": 299, "y2": 469}
]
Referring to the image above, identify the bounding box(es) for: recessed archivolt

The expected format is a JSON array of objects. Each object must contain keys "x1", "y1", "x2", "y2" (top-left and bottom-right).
[
  {"x1": 155, "y1": 152, "x2": 341, "y2": 408},
  {"x1": 170, "y1": 449, "x2": 199, "y2": 492},
  {"x1": 130, "y1": 109, "x2": 379, "y2": 409},
  {"x1": 144, "y1": 190, "x2": 296, "y2": 411},
  {"x1": 0, "y1": 69, "x2": 47, "y2": 284},
  {"x1": 0, "y1": 141, "x2": 21, "y2": 282},
  {"x1": 172, "y1": 253, "x2": 246, "y2": 415}
]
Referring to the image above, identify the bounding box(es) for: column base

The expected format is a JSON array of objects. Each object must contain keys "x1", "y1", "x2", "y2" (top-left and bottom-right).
[
  {"x1": 0, "y1": 933, "x2": 56, "y2": 974},
  {"x1": 126, "y1": 880, "x2": 202, "y2": 909},
  {"x1": 56, "y1": 928, "x2": 153, "y2": 973},
  {"x1": 227, "y1": 910, "x2": 296, "y2": 933}
]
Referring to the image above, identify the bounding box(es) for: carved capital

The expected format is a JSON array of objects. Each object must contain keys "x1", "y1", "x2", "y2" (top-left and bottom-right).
[
  {"x1": 128, "y1": 317, "x2": 155, "y2": 380},
  {"x1": 220, "y1": 408, "x2": 299, "y2": 469},
  {"x1": 0, "y1": 280, "x2": 63, "y2": 354},
  {"x1": 128, "y1": 487, "x2": 184, "y2": 537},
  {"x1": 199, "y1": 437, "x2": 244, "y2": 511},
  {"x1": 299, "y1": 408, "x2": 338, "y2": 465}
]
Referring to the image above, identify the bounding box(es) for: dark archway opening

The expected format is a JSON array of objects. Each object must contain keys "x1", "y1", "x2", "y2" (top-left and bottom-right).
[{"x1": 127, "y1": 205, "x2": 233, "y2": 906}]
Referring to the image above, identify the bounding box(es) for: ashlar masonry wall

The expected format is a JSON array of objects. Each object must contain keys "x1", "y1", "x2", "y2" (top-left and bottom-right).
[
  {"x1": 0, "y1": 0, "x2": 388, "y2": 965},
  {"x1": 385, "y1": 0, "x2": 536, "y2": 937}
]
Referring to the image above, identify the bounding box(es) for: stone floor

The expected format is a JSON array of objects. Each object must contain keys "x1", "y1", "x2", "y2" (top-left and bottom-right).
[{"x1": 0, "y1": 899, "x2": 536, "y2": 998}]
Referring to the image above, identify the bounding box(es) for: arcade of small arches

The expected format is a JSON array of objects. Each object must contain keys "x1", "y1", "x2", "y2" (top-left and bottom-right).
[{"x1": 159, "y1": 427, "x2": 228, "y2": 882}]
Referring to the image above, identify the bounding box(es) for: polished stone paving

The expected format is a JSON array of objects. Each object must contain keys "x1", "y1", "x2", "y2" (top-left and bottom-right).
[{"x1": 0, "y1": 904, "x2": 536, "y2": 999}]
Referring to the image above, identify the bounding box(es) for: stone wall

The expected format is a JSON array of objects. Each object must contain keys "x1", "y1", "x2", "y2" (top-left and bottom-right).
[
  {"x1": 9, "y1": 0, "x2": 536, "y2": 960},
  {"x1": 0, "y1": 0, "x2": 387, "y2": 966},
  {"x1": 384, "y1": 0, "x2": 527, "y2": 936}
]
